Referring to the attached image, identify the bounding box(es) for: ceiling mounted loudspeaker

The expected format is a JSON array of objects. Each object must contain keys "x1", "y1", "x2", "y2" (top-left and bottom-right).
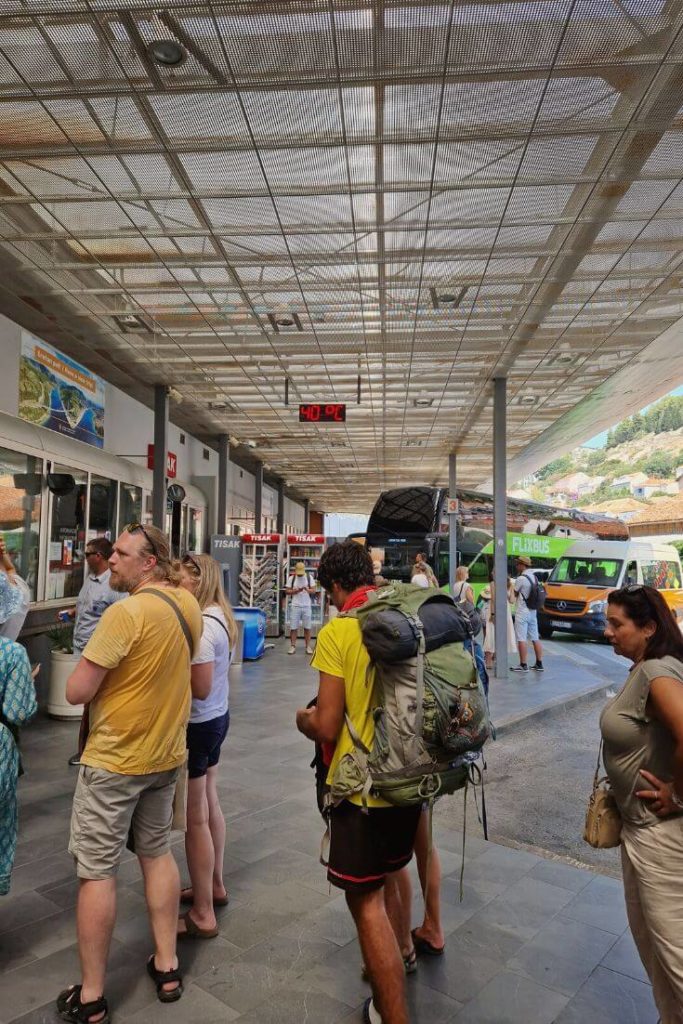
[
  {"x1": 147, "y1": 40, "x2": 187, "y2": 67},
  {"x1": 414, "y1": 396, "x2": 434, "y2": 408}
]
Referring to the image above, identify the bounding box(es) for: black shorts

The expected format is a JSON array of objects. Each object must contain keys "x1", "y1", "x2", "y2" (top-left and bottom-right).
[
  {"x1": 186, "y1": 710, "x2": 230, "y2": 779},
  {"x1": 327, "y1": 800, "x2": 421, "y2": 893}
]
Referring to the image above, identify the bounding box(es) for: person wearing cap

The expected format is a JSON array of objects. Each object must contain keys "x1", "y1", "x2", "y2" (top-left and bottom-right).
[
  {"x1": 512, "y1": 556, "x2": 544, "y2": 673},
  {"x1": 285, "y1": 562, "x2": 316, "y2": 655}
]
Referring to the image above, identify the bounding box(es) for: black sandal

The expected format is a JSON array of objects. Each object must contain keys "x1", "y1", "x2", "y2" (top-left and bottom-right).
[
  {"x1": 146, "y1": 955, "x2": 183, "y2": 1003},
  {"x1": 57, "y1": 986, "x2": 110, "y2": 1024}
]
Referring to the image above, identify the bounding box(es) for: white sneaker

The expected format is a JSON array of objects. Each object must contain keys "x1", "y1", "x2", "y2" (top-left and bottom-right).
[
  {"x1": 288, "y1": 645, "x2": 296, "y2": 655},
  {"x1": 305, "y1": 645, "x2": 314, "y2": 655}
]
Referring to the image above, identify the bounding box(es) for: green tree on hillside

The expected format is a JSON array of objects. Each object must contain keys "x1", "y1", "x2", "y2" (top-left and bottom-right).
[
  {"x1": 536, "y1": 453, "x2": 573, "y2": 481},
  {"x1": 607, "y1": 395, "x2": 683, "y2": 448}
]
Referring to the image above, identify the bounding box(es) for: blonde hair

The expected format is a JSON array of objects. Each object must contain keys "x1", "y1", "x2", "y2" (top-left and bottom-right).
[
  {"x1": 185, "y1": 553, "x2": 238, "y2": 650},
  {"x1": 133, "y1": 524, "x2": 180, "y2": 585},
  {"x1": 455, "y1": 565, "x2": 469, "y2": 581}
]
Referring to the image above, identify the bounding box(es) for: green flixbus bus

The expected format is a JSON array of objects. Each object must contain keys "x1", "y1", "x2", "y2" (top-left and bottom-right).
[{"x1": 361, "y1": 486, "x2": 628, "y2": 589}]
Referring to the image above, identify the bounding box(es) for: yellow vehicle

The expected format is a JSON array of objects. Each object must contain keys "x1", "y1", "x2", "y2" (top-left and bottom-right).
[{"x1": 538, "y1": 540, "x2": 683, "y2": 640}]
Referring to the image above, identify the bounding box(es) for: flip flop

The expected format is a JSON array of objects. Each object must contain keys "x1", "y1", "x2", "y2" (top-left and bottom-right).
[
  {"x1": 177, "y1": 911, "x2": 219, "y2": 939},
  {"x1": 411, "y1": 928, "x2": 445, "y2": 957},
  {"x1": 180, "y1": 887, "x2": 229, "y2": 907}
]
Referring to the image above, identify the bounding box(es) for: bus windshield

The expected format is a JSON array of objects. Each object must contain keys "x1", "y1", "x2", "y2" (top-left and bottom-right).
[{"x1": 549, "y1": 557, "x2": 623, "y2": 588}]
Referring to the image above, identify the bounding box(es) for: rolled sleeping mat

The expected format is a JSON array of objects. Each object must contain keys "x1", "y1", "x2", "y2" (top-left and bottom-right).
[{"x1": 361, "y1": 601, "x2": 472, "y2": 664}]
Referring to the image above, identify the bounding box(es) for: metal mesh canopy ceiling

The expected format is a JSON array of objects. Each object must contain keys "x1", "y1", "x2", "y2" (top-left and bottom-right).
[{"x1": 0, "y1": 1, "x2": 682, "y2": 510}]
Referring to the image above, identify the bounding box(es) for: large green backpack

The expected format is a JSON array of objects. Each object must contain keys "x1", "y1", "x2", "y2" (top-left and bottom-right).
[{"x1": 331, "y1": 583, "x2": 490, "y2": 809}]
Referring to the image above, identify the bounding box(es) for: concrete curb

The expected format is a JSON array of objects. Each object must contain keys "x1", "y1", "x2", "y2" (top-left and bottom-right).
[{"x1": 493, "y1": 678, "x2": 612, "y2": 736}]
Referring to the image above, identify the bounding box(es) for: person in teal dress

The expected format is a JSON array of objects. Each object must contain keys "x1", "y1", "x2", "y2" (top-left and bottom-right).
[{"x1": 0, "y1": 636, "x2": 37, "y2": 895}]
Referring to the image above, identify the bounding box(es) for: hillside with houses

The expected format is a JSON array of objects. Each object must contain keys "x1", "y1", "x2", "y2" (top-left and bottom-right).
[{"x1": 512, "y1": 395, "x2": 683, "y2": 533}]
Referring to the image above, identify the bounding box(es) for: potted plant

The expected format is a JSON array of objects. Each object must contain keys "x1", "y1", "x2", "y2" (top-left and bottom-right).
[{"x1": 46, "y1": 623, "x2": 81, "y2": 720}]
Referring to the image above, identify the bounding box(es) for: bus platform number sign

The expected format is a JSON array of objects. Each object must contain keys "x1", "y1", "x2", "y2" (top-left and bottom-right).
[
  {"x1": 299, "y1": 403, "x2": 346, "y2": 423},
  {"x1": 447, "y1": 498, "x2": 459, "y2": 515}
]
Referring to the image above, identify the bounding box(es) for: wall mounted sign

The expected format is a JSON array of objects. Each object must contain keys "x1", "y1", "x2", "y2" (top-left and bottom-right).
[
  {"x1": 19, "y1": 330, "x2": 105, "y2": 448},
  {"x1": 147, "y1": 444, "x2": 177, "y2": 478}
]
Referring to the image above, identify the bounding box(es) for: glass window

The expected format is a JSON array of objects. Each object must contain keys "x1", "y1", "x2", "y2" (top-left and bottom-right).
[
  {"x1": 550, "y1": 557, "x2": 623, "y2": 587},
  {"x1": 188, "y1": 507, "x2": 204, "y2": 553},
  {"x1": 88, "y1": 474, "x2": 116, "y2": 542},
  {"x1": 0, "y1": 447, "x2": 42, "y2": 600},
  {"x1": 625, "y1": 561, "x2": 638, "y2": 585},
  {"x1": 468, "y1": 554, "x2": 492, "y2": 583},
  {"x1": 118, "y1": 483, "x2": 142, "y2": 533},
  {"x1": 47, "y1": 464, "x2": 87, "y2": 600},
  {"x1": 642, "y1": 560, "x2": 682, "y2": 590}
]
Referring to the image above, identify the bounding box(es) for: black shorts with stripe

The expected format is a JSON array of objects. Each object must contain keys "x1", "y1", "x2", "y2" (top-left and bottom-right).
[{"x1": 327, "y1": 800, "x2": 421, "y2": 893}]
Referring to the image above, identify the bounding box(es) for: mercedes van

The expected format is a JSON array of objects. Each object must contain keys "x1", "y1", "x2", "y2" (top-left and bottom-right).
[{"x1": 538, "y1": 539, "x2": 683, "y2": 640}]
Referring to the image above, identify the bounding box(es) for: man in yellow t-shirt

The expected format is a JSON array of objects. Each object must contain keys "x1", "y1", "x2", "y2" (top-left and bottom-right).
[
  {"x1": 296, "y1": 542, "x2": 420, "y2": 1024},
  {"x1": 58, "y1": 525, "x2": 202, "y2": 1023}
]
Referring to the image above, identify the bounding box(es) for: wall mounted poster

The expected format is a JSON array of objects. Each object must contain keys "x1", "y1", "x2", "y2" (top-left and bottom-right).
[{"x1": 19, "y1": 331, "x2": 105, "y2": 448}]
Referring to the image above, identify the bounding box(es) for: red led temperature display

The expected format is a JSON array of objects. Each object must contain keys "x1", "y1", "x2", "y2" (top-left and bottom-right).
[{"x1": 298, "y1": 403, "x2": 347, "y2": 423}]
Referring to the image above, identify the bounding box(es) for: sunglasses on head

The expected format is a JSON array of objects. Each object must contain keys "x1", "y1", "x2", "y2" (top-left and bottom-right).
[
  {"x1": 124, "y1": 522, "x2": 158, "y2": 559},
  {"x1": 182, "y1": 553, "x2": 201, "y2": 574}
]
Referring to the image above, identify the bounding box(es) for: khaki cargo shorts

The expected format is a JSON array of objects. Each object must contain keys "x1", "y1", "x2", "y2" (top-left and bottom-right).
[{"x1": 69, "y1": 765, "x2": 179, "y2": 880}]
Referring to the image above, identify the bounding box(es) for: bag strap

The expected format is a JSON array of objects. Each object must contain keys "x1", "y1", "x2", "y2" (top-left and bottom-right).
[
  {"x1": 203, "y1": 613, "x2": 230, "y2": 641},
  {"x1": 593, "y1": 739, "x2": 604, "y2": 788},
  {"x1": 144, "y1": 588, "x2": 195, "y2": 657}
]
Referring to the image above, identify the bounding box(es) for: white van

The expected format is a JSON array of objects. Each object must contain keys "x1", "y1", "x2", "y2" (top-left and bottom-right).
[{"x1": 538, "y1": 539, "x2": 683, "y2": 640}]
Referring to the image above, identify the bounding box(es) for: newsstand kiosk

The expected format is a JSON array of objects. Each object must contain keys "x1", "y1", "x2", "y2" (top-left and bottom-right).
[{"x1": 284, "y1": 533, "x2": 326, "y2": 637}]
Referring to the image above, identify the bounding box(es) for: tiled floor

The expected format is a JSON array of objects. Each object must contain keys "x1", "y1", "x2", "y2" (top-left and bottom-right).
[{"x1": 2, "y1": 642, "x2": 657, "y2": 1023}]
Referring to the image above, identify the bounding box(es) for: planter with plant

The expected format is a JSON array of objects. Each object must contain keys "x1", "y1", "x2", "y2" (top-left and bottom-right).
[{"x1": 46, "y1": 623, "x2": 81, "y2": 720}]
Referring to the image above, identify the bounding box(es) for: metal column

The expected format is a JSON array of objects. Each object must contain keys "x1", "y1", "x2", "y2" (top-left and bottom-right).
[
  {"x1": 276, "y1": 479, "x2": 285, "y2": 534},
  {"x1": 448, "y1": 453, "x2": 458, "y2": 592},
  {"x1": 217, "y1": 433, "x2": 229, "y2": 536},
  {"x1": 254, "y1": 461, "x2": 263, "y2": 534},
  {"x1": 152, "y1": 385, "x2": 168, "y2": 530},
  {"x1": 493, "y1": 377, "x2": 508, "y2": 680},
  {"x1": 303, "y1": 498, "x2": 310, "y2": 532}
]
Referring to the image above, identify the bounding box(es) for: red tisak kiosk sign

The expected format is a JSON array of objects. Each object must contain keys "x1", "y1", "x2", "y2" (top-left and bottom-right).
[
  {"x1": 242, "y1": 534, "x2": 281, "y2": 543},
  {"x1": 287, "y1": 534, "x2": 325, "y2": 544},
  {"x1": 147, "y1": 444, "x2": 177, "y2": 478}
]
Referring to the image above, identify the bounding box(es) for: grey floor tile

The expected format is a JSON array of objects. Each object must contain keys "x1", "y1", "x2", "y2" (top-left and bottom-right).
[
  {"x1": 526, "y1": 859, "x2": 594, "y2": 893},
  {"x1": 449, "y1": 911, "x2": 527, "y2": 961},
  {"x1": 512, "y1": 914, "x2": 617, "y2": 966},
  {"x1": 599, "y1": 931, "x2": 649, "y2": 984},
  {"x1": 232, "y1": 986, "x2": 353, "y2": 1024},
  {"x1": 507, "y1": 942, "x2": 605, "y2": 998},
  {"x1": 554, "y1": 966, "x2": 657, "y2": 1024},
  {"x1": 562, "y1": 876, "x2": 629, "y2": 935},
  {"x1": 124, "y1": 982, "x2": 240, "y2": 1023},
  {"x1": 412, "y1": 932, "x2": 502, "y2": 1004},
  {"x1": 282, "y1": 896, "x2": 360, "y2": 948},
  {"x1": 194, "y1": 957, "x2": 291, "y2": 1015},
  {"x1": 452, "y1": 969, "x2": 569, "y2": 1024},
  {"x1": 0, "y1": 891, "x2": 63, "y2": 937},
  {"x1": 406, "y1": 979, "x2": 463, "y2": 1023},
  {"x1": 0, "y1": 908, "x2": 77, "y2": 972},
  {"x1": 10, "y1": 854, "x2": 73, "y2": 898}
]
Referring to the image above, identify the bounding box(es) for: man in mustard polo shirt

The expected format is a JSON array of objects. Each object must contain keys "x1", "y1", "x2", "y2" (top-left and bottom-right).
[
  {"x1": 296, "y1": 542, "x2": 420, "y2": 1024},
  {"x1": 57, "y1": 524, "x2": 202, "y2": 1024}
]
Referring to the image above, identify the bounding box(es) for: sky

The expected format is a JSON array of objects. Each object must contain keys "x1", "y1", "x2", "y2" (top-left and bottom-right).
[{"x1": 583, "y1": 384, "x2": 683, "y2": 449}]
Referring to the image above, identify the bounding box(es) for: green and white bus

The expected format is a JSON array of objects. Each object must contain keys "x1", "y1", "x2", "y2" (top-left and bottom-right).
[
  {"x1": 467, "y1": 532, "x2": 578, "y2": 602},
  {"x1": 363, "y1": 487, "x2": 628, "y2": 587}
]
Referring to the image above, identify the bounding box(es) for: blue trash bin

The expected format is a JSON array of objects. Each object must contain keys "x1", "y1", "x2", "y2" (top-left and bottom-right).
[{"x1": 233, "y1": 607, "x2": 267, "y2": 660}]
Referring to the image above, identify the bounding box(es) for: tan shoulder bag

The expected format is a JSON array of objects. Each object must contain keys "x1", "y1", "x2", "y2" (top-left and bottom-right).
[{"x1": 583, "y1": 740, "x2": 622, "y2": 849}]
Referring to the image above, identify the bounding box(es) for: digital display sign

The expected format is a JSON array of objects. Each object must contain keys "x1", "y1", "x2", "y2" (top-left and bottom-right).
[{"x1": 298, "y1": 403, "x2": 346, "y2": 423}]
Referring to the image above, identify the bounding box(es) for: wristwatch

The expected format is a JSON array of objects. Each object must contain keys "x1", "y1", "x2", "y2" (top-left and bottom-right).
[{"x1": 670, "y1": 786, "x2": 683, "y2": 812}]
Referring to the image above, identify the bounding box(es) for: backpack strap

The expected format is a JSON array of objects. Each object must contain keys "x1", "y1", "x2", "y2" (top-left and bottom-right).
[{"x1": 144, "y1": 588, "x2": 196, "y2": 658}]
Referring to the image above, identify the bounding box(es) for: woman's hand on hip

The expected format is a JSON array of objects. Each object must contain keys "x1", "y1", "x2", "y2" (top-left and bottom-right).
[{"x1": 636, "y1": 769, "x2": 679, "y2": 817}]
